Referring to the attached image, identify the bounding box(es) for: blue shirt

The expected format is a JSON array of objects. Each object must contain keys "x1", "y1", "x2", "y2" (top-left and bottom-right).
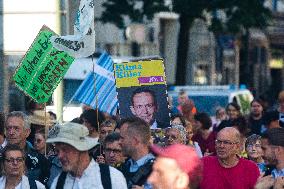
[
  {"x1": 272, "y1": 167, "x2": 284, "y2": 178},
  {"x1": 128, "y1": 153, "x2": 155, "y2": 189},
  {"x1": 129, "y1": 153, "x2": 155, "y2": 172},
  {"x1": 257, "y1": 162, "x2": 267, "y2": 174}
]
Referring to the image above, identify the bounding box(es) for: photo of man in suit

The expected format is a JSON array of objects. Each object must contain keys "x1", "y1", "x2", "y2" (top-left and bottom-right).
[{"x1": 130, "y1": 88, "x2": 168, "y2": 129}]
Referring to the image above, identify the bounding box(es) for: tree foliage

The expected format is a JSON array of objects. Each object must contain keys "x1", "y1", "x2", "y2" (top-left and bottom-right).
[
  {"x1": 100, "y1": 0, "x2": 272, "y2": 85},
  {"x1": 209, "y1": 0, "x2": 272, "y2": 34},
  {"x1": 100, "y1": 0, "x2": 169, "y2": 28}
]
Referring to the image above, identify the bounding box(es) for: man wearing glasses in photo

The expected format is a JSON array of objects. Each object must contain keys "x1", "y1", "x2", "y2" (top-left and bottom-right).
[{"x1": 199, "y1": 127, "x2": 260, "y2": 189}]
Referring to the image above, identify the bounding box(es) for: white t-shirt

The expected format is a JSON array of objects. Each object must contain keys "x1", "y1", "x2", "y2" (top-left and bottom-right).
[
  {"x1": 0, "y1": 175, "x2": 46, "y2": 189},
  {"x1": 50, "y1": 159, "x2": 127, "y2": 189}
]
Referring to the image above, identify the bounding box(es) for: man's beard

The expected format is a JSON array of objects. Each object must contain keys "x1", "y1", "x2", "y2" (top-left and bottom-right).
[
  {"x1": 263, "y1": 155, "x2": 278, "y2": 166},
  {"x1": 122, "y1": 145, "x2": 136, "y2": 157}
]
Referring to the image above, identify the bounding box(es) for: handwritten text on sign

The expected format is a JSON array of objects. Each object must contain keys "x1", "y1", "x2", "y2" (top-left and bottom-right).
[{"x1": 13, "y1": 26, "x2": 75, "y2": 103}]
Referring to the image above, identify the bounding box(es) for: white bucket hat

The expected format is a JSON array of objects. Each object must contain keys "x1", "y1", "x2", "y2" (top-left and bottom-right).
[{"x1": 46, "y1": 122, "x2": 98, "y2": 151}]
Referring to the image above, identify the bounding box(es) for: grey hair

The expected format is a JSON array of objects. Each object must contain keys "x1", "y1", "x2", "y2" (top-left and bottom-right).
[
  {"x1": 171, "y1": 125, "x2": 187, "y2": 144},
  {"x1": 245, "y1": 134, "x2": 261, "y2": 148},
  {"x1": 6, "y1": 111, "x2": 30, "y2": 129}
]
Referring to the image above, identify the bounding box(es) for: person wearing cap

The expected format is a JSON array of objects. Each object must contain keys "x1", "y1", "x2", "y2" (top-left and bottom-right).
[
  {"x1": 27, "y1": 110, "x2": 56, "y2": 145},
  {"x1": 4, "y1": 111, "x2": 50, "y2": 186},
  {"x1": 255, "y1": 128, "x2": 284, "y2": 189},
  {"x1": 148, "y1": 144, "x2": 202, "y2": 189},
  {"x1": 47, "y1": 122, "x2": 127, "y2": 189},
  {"x1": 120, "y1": 117, "x2": 155, "y2": 189},
  {"x1": 200, "y1": 127, "x2": 260, "y2": 189}
]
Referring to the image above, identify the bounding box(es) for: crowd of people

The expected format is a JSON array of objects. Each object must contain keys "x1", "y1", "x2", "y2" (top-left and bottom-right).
[{"x1": 0, "y1": 90, "x2": 284, "y2": 189}]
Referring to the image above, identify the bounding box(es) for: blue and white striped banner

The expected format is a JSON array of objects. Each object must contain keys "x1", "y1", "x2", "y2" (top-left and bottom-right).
[{"x1": 72, "y1": 52, "x2": 118, "y2": 115}]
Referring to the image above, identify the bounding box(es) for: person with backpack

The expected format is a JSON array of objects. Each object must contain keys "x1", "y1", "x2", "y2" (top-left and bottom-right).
[
  {"x1": 46, "y1": 122, "x2": 127, "y2": 189},
  {"x1": 0, "y1": 144, "x2": 45, "y2": 189},
  {"x1": 119, "y1": 118, "x2": 155, "y2": 189}
]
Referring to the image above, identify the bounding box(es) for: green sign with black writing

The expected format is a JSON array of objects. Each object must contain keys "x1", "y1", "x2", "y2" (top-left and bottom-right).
[{"x1": 12, "y1": 26, "x2": 75, "y2": 103}]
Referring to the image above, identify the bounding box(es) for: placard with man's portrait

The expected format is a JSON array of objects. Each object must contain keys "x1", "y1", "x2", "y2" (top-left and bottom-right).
[{"x1": 114, "y1": 59, "x2": 170, "y2": 129}]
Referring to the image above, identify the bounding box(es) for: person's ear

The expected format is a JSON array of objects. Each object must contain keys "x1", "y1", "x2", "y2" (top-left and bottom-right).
[
  {"x1": 176, "y1": 172, "x2": 189, "y2": 189},
  {"x1": 24, "y1": 128, "x2": 31, "y2": 139},
  {"x1": 130, "y1": 106, "x2": 136, "y2": 116},
  {"x1": 275, "y1": 146, "x2": 284, "y2": 157},
  {"x1": 132, "y1": 135, "x2": 140, "y2": 145}
]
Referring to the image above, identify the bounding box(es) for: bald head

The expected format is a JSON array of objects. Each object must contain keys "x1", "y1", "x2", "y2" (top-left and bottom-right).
[
  {"x1": 216, "y1": 127, "x2": 241, "y2": 163},
  {"x1": 218, "y1": 127, "x2": 241, "y2": 143}
]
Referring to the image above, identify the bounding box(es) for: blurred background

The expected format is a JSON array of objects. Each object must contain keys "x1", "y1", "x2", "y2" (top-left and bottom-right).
[{"x1": 0, "y1": 0, "x2": 283, "y2": 116}]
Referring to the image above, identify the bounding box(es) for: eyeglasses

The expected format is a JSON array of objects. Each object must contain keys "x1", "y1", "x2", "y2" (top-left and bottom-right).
[
  {"x1": 215, "y1": 139, "x2": 239, "y2": 146},
  {"x1": 166, "y1": 135, "x2": 178, "y2": 140},
  {"x1": 246, "y1": 144, "x2": 262, "y2": 149},
  {"x1": 104, "y1": 148, "x2": 122, "y2": 154},
  {"x1": 5, "y1": 157, "x2": 25, "y2": 164}
]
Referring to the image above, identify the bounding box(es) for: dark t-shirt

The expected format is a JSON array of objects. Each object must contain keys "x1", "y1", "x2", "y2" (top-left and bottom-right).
[
  {"x1": 192, "y1": 131, "x2": 216, "y2": 155},
  {"x1": 216, "y1": 119, "x2": 233, "y2": 132},
  {"x1": 25, "y1": 143, "x2": 51, "y2": 186},
  {"x1": 247, "y1": 116, "x2": 265, "y2": 135}
]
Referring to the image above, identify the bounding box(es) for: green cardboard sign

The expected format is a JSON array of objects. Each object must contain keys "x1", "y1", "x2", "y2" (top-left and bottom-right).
[{"x1": 12, "y1": 26, "x2": 75, "y2": 103}]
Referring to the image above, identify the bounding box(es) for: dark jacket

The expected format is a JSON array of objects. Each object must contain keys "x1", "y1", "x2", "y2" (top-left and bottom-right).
[{"x1": 25, "y1": 142, "x2": 51, "y2": 187}]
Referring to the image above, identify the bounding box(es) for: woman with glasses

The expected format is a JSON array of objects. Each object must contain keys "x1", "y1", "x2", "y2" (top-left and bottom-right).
[
  {"x1": 245, "y1": 134, "x2": 267, "y2": 173},
  {"x1": 0, "y1": 144, "x2": 45, "y2": 189}
]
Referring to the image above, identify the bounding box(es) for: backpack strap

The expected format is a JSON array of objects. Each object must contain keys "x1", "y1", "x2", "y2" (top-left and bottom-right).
[
  {"x1": 28, "y1": 177, "x2": 37, "y2": 189},
  {"x1": 129, "y1": 158, "x2": 155, "y2": 187},
  {"x1": 55, "y1": 165, "x2": 112, "y2": 189},
  {"x1": 56, "y1": 171, "x2": 67, "y2": 189},
  {"x1": 99, "y1": 164, "x2": 112, "y2": 189}
]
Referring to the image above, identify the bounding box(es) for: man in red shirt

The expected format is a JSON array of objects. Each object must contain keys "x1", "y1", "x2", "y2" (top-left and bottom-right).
[{"x1": 200, "y1": 127, "x2": 260, "y2": 189}]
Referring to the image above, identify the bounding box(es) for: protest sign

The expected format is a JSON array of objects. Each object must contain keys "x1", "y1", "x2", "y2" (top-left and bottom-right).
[
  {"x1": 114, "y1": 59, "x2": 170, "y2": 129},
  {"x1": 50, "y1": 0, "x2": 95, "y2": 58},
  {"x1": 12, "y1": 25, "x2": 75, "y2": 103}
]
